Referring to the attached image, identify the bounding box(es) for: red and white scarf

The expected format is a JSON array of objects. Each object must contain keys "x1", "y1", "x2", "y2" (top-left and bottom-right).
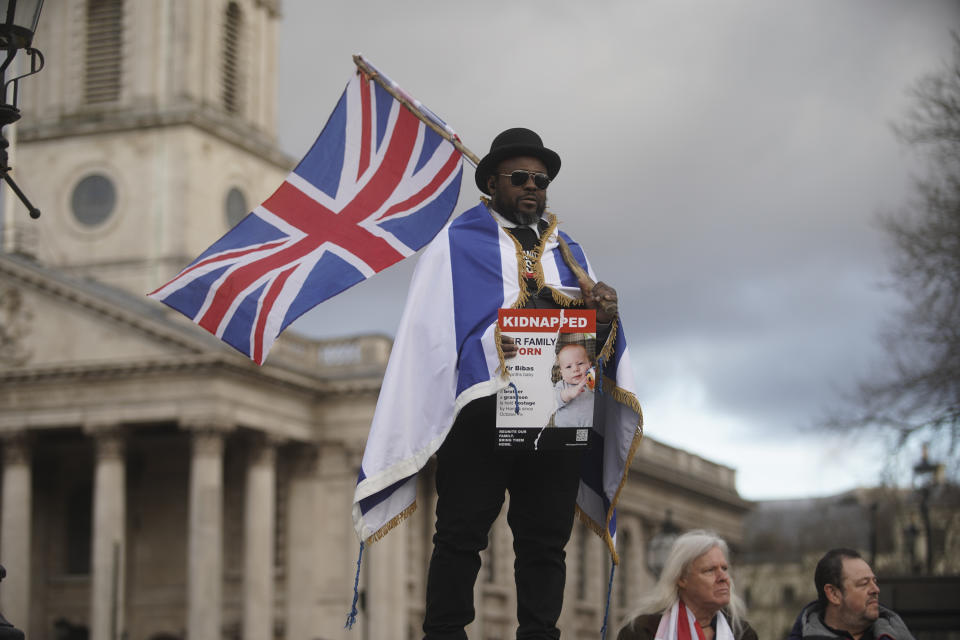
[{"x1": 654, "y1": 601, "x2": 735, "y2": 640}]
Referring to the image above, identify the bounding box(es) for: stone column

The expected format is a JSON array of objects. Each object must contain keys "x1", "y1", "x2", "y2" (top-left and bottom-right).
[
  {"x1": 0, "y1": 433, "x2": 31, "y2": 632},
  {"x1": 243, "y1": 435, "x2": 277, "y2": 640},
  {"x1": 187, "y1": 427, "x2": 227, "y2": 640},
  {"x1": 289, "y1": 443, "x2": 357, "y2": 640},
  {"x1": 284, "y1": 445, "x2": 320, "y2": 640},
  {"x1": 87, "y1": 426, "x2": 127, "y2": 640},
  {"x1": 366, "y1": 481, "x2": 408, "y2": 639}
]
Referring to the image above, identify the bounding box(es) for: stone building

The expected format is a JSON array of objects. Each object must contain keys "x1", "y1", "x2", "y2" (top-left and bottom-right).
[
  {"x1": 0, "y1": 1, "x2": 753, "y2": 639},
  {"x1": 738, "y1": 484, "x2": 960, "y2": 640}
]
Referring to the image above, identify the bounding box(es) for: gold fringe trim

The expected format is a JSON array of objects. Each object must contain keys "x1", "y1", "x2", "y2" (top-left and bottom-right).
[
  {"x1": 610, "y1": 383, "x2": 644, "y2": 417},
  {"x1": 606, "y1": 391, "x2": 644, "y2": 565},
  {"x1": 494, "y1": 324, "x2": 509, "y2": 378},
  {"x1": 549, "y1": 288, "x2": 584, "y2": 307},
  {"x1": 577, "y1": 376, "x2": 644, "y2": 566},
  {"x1": 531, "y1": 214, "x2": 556, "y2": 295},
  {"x1": 484, "y1": 199, "x2": 533, "y2": 310},
  {"x1": 479, "y1": 205, "x2": 582, "y2": 310},
  {"x1": 576, "y1": 505, "x2": 608, "y2": 538},
  {"x1": 597, "y1": 316, "x2": 618, "y2": 363},
  {"x1": 511, "y1": 234, "x2": 532, "y2": 308},
  {"x1": 543, "y1": 213, "x2": 591, "y2": 308},
  {"x1": 364, "y1": 501, "x2": 418, "y2": 545},
  {"x1": 576, "y1": 506, "x2": 621, "y2": 565}
]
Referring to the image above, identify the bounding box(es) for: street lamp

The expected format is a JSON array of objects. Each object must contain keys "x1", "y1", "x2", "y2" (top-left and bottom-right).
[
  {"x1": 0, "y1": 0, "x2": 44, "y2": 220},
  {"x1": 646, "y1": 510, "x2": 681, "y2": 578},
  {"x1": 912, "y1": 443, "x2": 943, "y2": 575}
]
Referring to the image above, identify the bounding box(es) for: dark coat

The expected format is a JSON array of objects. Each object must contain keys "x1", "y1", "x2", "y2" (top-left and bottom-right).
[
  {"x1": 616, "y1": 612, "x2": 759, "y2": 640},
  {"x1": 789, "y1": 600, "x2": 916, "y2": 640}
]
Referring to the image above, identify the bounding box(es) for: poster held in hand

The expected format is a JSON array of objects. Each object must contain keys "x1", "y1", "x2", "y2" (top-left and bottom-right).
[{"x1": 497, "y1": 308, "x2": 597, "y2": 449}]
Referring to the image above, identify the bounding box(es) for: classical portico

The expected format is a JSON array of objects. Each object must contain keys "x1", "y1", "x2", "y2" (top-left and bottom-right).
[{"x1": 0, "y1": 251, "x2": 391, "y2": 640}]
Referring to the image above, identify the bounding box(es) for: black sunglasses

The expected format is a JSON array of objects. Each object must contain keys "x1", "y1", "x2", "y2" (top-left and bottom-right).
[{"x1": 499, "y1": 170, "x2": 551, "y2": 190}]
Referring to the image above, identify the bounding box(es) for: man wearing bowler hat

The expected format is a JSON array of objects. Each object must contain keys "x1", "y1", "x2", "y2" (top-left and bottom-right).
[{"x1": 417, "y1": 127, "x2": 621, "y2": 639}]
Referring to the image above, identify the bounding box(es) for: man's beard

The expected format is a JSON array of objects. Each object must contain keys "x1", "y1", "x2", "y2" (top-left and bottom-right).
[{"x1": 492, "y1": 191, "x2": 545, "y2": 226}]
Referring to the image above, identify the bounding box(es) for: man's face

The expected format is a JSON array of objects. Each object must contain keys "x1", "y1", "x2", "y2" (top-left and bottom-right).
[
  {"x1": 487, "y1": 156, "x2": 548, "y2": 226},
  {"x1": 828, "y1": 558, "x2": 880, "y2": 632},
  {"x1": 558, "y1": 345, "x2": 590, "y2": 385},
  {"x1": 677, "y1": 546, "x2": 732, "y2": 617}
]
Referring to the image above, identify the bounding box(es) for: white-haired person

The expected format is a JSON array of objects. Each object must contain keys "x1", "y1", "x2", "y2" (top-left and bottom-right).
[{"x1": 617, "y1": 530, "x2": 758, "y2": 640}]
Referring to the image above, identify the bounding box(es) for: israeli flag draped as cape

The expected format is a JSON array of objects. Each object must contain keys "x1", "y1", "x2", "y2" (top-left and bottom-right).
[{"x1": 351, "y1": 201, "x2": 643, "y2": 559}]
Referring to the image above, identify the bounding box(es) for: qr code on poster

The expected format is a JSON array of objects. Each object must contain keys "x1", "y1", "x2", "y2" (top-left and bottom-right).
[{"x1": 576, "y1": 429, "x2": 588, "y2": 442}]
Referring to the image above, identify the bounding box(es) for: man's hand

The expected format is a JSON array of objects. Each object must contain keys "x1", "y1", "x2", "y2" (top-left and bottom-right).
[
  {"x1": 579, "y1": 277, "x2": 618, "y2": 323},
  {"x1": 500, "y1": 333, "x2": 518, "y2": 359}
]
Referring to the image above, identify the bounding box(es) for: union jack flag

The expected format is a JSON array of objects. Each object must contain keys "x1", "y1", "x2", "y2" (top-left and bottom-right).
[{"x1": 149, "y1": 69, "x2": 464, "y2": 364}]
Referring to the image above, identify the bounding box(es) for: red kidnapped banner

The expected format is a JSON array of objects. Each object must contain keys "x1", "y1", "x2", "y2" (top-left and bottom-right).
[{"x1": 497, "y1": 308, "x2": 596, "y2": 333}]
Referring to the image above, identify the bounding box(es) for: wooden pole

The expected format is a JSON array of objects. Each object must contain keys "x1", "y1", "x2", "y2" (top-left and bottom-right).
[{"x1": 353, "y1": 54, "x2": 480, "y2": 166}]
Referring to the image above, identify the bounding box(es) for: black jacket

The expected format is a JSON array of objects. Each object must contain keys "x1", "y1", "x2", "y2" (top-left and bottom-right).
[{"x1": 617, "y1": 612, "x2": 759, "y2": 640}]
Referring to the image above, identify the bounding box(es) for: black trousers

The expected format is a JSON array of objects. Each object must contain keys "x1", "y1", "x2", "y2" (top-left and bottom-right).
[{"x1": 423, "y1": 396, "x2": 583, "y2": 640}]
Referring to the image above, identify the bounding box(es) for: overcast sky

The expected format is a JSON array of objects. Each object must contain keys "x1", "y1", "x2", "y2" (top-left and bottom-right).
[{"x1": 278, "y1": 1, "x2": 958, "y2": 500}]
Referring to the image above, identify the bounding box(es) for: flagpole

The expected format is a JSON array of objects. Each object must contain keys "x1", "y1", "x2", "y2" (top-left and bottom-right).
[{"x1": 353, "y1": 54, "x2": 481, "y2": 166}]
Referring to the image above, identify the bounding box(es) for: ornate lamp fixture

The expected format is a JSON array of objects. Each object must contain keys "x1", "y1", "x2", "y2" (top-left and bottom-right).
[
  {"x1": 646, "y1": 509, "x2": 681, "y2": 578},
  {"x1": 0, "y1": 0, "x2": 44, "y2": 219}
]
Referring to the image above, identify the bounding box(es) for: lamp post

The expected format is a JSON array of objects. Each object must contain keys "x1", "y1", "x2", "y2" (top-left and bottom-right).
[
  {"x1": 646, "y1": 510, "x2": 681, "y2": 578},
  {"x1": 0, "y1": 0, "x2": 44, "y2": 220},
  {"x1": 912, "y1": 443, "x2": 943, "y2": 575}
]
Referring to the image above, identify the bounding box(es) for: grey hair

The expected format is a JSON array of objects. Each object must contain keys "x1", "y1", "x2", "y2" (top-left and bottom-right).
[{"x1": 621, "y1": 530, "x2": 747, "y2": 637}]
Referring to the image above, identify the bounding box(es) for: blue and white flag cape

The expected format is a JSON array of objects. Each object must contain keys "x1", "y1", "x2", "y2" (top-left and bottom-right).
[{"x1": 352, "y1": 201, "x2": 643, "y2": 560}]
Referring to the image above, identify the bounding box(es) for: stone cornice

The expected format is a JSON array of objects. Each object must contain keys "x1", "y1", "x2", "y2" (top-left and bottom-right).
[
  {"x1": 1, "y1": 254, "x2": 219, "y2": 356},
  {"x1": 0, "y1": 353, "x2": 383, "y2": 396},
  {"x1": 18, "y1": 103, "x2": 295, "y2": 171},
  {"x1": 1, "y1": 255, "x2": 388, "y2": 391},
  {"x1": 629, "y1": 456, "x2": 754, "y2": 513}
]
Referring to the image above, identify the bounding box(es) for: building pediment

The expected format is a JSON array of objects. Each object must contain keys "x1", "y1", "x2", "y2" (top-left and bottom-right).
[
  {"x1": 1, "y1": 252, "x2": 388, "y2": 389},
  {"x1": 1, "y1": 253, "x2": 239, "y2": 369}
]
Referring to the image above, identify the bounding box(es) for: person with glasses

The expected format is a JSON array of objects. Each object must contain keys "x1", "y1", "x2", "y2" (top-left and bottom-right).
[{"x1": 395, "y1": 127, "x2": 627, "y2": 639}]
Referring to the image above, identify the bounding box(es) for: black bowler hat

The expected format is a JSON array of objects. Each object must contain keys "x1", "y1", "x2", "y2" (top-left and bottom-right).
[{"x1": 474, "y1": 128, "x2": 561, "y2": 194}]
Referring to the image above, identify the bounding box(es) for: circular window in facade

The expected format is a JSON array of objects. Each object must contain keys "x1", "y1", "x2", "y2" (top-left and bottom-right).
[
  {"x1": 225, "y1": 187, "x2": 248, "y2": 228},
  {"x1": 71, "y1": 174, "x2": 117, "y2": 227}
]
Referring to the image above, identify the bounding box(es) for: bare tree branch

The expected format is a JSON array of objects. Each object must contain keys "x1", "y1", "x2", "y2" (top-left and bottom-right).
[{"x1": 836, "y1": 33, "x2": 960, "y2": 473}]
